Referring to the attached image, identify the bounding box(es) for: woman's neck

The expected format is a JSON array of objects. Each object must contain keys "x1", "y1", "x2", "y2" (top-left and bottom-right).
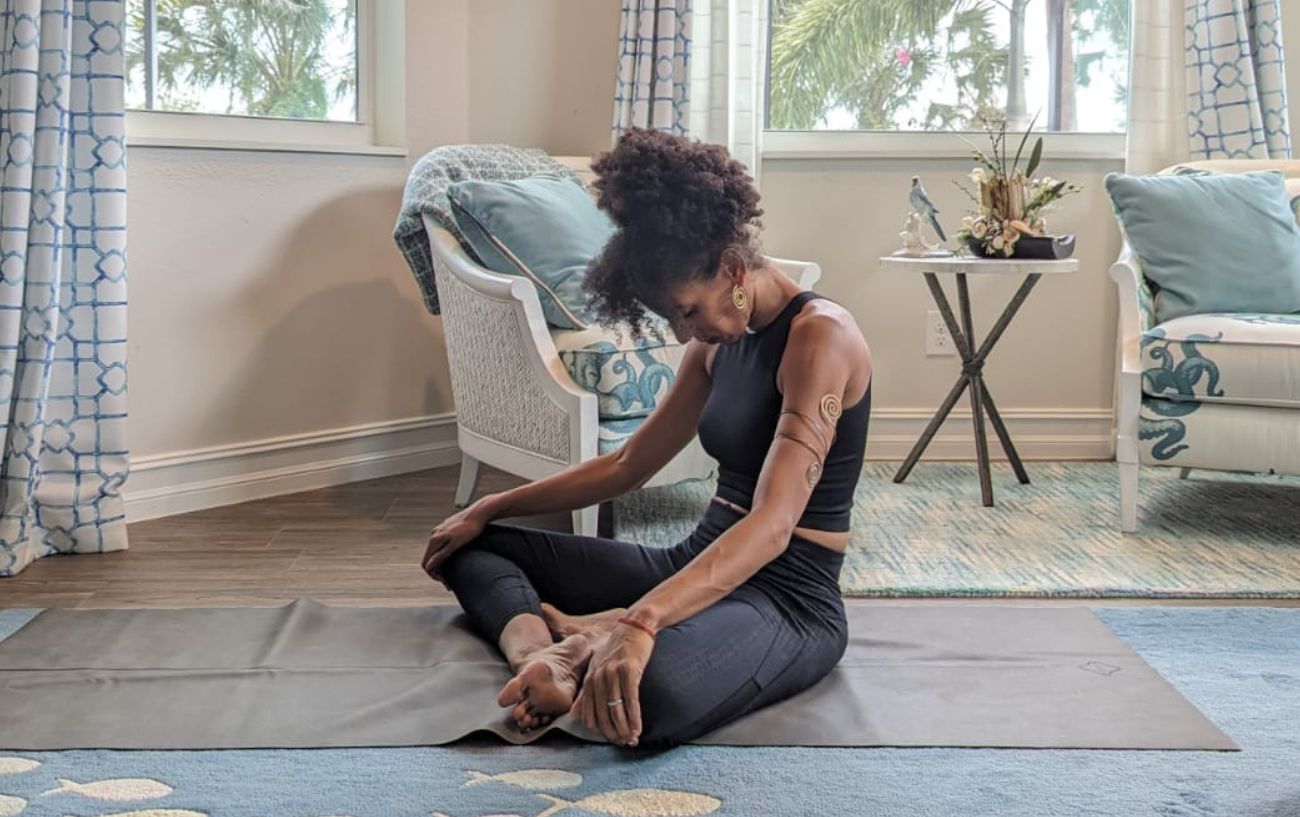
[{"x1": 745, "y1": 268, "x2": 801, "y2": 334}]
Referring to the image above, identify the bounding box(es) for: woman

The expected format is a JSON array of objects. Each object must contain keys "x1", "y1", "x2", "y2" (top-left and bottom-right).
[{"x1": 422, "y1": 127, "x2": 873, "y2": 749}]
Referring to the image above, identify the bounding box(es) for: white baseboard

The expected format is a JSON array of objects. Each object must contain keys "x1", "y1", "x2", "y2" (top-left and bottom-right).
[
  {"x1": 124, "y1": 408, "x2": 1113, "y2": 522},
  {"x1": 865, "y1": 408, "x2": 1114, "y2": 461},
  {"x1": 125, "y1": 414, "x2": 461, "y2": 523}
]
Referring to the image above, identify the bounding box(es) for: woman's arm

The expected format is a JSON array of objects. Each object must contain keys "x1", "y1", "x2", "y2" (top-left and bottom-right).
[
  {"x1": 622, "y1": 311, "x2": 870, "y2": 631},
  {"x1": 474, "y1": 340, "x2": 714, "y2": 522}
]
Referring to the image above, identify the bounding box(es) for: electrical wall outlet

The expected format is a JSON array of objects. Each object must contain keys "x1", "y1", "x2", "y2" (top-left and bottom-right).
[{"x1": 926, "y1": 310, "x2": 955, "y2": 356}]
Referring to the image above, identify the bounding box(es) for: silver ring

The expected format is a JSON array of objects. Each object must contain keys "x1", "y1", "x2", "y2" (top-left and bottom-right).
[{"x1": 607, "y1": 698, "x2": 624, "y2": 707}]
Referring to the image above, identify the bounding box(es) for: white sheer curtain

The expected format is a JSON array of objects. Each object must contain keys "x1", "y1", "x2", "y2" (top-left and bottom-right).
[
  {"x1": 1126, "y1": 0, "x2": 1192, "y2": 174},
  {"x1": 684, "y1": 0, "x2": 768, "y2": 189}
]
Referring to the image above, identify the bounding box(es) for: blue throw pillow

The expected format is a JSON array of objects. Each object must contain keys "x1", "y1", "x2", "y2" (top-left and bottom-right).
[
  {"x1": 448, "y1": 174, "x2": 612, "y2": 330},
  {"x1": 1105, "y1": 170, "x2": 1300, "y2": 323}
]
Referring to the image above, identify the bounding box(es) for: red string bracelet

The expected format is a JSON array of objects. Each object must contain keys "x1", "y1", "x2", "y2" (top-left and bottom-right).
[{"x1": 618, "y1": 616, "x2": 656, "y2": 639}]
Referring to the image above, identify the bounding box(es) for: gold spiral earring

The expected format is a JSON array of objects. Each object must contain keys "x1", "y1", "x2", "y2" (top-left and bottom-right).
[{"x1": 732, "y1": 284, "x2": 748, "y2": 311}]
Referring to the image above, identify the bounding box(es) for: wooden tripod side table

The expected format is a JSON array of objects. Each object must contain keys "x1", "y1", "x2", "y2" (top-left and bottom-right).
[{"x1": 879, "y1": 254, "x2": 1081, "y2": 506}]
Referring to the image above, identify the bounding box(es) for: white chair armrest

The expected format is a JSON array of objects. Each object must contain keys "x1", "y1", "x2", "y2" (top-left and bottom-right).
[
  {"x1": 1109, "y1": 241, "x2": 1152, "y2": 376},
  {"x1": 426, "y1": 218, "x2": 580, "y2": 389},
  {"x1": 424, "y1": 215, "x2": 597, "y2": 465},
  {"x1": 1109, "y1": 240, "x2": 1146, "y2": 475},
  {"x1": 768, "y1": 256, "x2": 822, "y2": 288}
]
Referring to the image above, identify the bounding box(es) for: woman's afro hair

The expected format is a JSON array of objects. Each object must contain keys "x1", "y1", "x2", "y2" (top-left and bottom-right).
[{"x1": 583, "y1": 127, "x2": 765, "y2": 337}]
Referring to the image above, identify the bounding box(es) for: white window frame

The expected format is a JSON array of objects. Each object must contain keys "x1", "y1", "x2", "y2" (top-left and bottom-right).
[
  {"x1": 757, "y1": 2, "x2": 1128, "y2": 163},
  {"x1": 762, "y1": 130, "x2": 1126, "y2": 161},
  {"x1": 125, "y1": 0, "x2": 406, "y2": 156}
]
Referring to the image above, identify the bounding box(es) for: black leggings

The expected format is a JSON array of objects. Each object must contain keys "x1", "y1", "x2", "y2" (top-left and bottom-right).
[{"x1": 440, "y1": 500, "x2": 848, "y2": 747}]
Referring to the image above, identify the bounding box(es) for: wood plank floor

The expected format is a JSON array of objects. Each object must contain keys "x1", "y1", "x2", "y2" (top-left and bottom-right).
[{"x1": 2, "y1": 463, "x2": 1295, "y2": 609}]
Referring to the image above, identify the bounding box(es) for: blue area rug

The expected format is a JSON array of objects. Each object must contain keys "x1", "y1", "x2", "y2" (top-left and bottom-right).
[
  {"x1": 613, "y1": 462, "x2": 1300, "y2": 598},
  {"x1": 1, "y1": 606, "x2": 1297, "y2": 816}
]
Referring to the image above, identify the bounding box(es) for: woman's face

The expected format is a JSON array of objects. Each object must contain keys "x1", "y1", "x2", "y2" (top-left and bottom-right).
[{"x1": 661, "y1": 265, "x2": 748, "y2": 345}]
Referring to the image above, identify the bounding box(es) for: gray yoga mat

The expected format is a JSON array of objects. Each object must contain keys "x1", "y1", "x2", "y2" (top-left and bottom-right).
[{"x1": 0, "y1": 598, "x2": 1237, "y2": 751}]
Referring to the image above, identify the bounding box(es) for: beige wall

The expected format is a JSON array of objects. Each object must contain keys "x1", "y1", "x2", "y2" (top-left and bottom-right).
[
  {"x1": 126, "y1": 5, "x2": 1300, "y2": 502},
  {"x1": 128, "y1": 149, "x2": 445, "y2": 454},
  {"x1": 468, "y1": 0, "x2": 621, "y2": 157},
  {"x1": 127, "y1": 0, "x2": 619, "y2": 463},
  {"x1": 759, "y1": 156, "x2": 1123, "y2": 413}
]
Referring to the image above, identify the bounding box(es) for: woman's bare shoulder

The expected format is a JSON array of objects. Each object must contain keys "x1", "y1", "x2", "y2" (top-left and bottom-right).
[
  {"x1": 783, "y1": 297, "x2": 872, "y2": 398},
  {"x1": 790, "y1": 297, "x2": 869, "y2": 351}
]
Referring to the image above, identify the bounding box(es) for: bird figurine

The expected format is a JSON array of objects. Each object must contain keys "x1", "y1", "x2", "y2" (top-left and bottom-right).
[{"x1": 909, "y1": 176, "x2": 947, "y2": 244}]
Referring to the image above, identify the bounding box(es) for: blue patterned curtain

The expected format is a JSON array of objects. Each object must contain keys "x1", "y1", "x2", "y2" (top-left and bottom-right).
[
  {"x1": 612, "y1": 0, "x2": 692, "y2": 142},
  {"x1": 0, "y1": 0, "x2": 129, "y2": 576},
  {"x1": 1187, "y1": 0, "x2": 1292, "y2": 159}
]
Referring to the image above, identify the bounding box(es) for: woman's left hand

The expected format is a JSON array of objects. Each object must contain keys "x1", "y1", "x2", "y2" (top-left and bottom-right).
[{"x1": 570, "y1": 624, "x2": 655, "y2": 747}]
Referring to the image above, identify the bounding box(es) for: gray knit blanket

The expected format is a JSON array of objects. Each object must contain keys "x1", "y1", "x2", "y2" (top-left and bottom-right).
[{"x1": 392, "y1": 144, "x2": 586, "y2": 315}]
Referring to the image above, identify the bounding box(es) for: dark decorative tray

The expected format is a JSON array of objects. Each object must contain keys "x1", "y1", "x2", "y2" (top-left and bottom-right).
[{"x1": 965, "y1": 233, "x2": 1076, "y2": 260}]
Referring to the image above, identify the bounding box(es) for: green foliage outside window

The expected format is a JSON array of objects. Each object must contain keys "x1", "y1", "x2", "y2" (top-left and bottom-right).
[
  {"x1": 767, "y1": 0, "x2": 1130, "y2": 132},
  {"x1": 125, "y1": 0, "x2": 357, "y2": 122}
]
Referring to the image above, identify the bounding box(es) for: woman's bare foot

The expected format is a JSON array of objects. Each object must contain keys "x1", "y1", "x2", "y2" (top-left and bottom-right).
[
  {"x1": 540, "y1": 601, "x2": 628, "y2": 641},
  {"x1": 498, "y1": 633, "x2": 593, "y2": 731}
]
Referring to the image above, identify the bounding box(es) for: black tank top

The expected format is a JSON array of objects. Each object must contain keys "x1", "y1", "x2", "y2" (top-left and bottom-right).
[{"x1": 697, "y1": 290, "x2": 871, "y2": 532}]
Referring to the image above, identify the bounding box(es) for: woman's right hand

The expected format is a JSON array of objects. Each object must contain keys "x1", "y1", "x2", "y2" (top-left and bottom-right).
[{"x1": 422, "y1": 500, "x2": 493, "y2": 588}]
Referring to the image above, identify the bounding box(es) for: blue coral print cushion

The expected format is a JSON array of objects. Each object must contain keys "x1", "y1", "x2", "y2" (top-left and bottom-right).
[{"x1": 554, "y1": 319, "x2": 685, "y2": 420}]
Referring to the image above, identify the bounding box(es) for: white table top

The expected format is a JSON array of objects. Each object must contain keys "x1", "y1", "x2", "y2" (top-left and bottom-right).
[{"x1": 879, "y1": 254, "x2": 1080, "y2": 275}]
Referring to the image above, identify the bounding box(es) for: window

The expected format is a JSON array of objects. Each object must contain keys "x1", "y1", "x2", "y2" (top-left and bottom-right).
[
  {"x1": 127, "y1": 0, "x2": 358, "y2": 121},
  {"x1": 123, "y1": 0, "x2": 403, "y2": 154},
  {"x1": 765, "y1": 0, "x2": 1130, "y2": 134}
]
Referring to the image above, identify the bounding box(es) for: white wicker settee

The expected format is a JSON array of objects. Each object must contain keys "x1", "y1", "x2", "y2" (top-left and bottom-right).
[{"x1": 425, "y1": 155, "x2": 821, "y2": 536}]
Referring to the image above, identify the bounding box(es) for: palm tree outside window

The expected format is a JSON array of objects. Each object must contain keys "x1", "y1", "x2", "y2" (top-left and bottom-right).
[
  {"x1": 766, "y1": 0, "x2": 1130, "y2": 133},
  {"x1": 124, "y1": 0, "x2": 359, "y2": 122}
]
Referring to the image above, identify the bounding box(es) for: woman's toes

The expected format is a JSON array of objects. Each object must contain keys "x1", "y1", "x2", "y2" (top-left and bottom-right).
[
  {"x1": 498, "y1": 674, "x2": 527, "y2": 708},
  {"x1": 515, "y1": 703, "x2": 556, "y2": 731}
]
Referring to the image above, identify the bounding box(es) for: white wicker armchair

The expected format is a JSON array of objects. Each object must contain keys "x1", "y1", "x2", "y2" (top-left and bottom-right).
[{"x1": 424, "y1": 158, "x2": 821, "y2": 536}]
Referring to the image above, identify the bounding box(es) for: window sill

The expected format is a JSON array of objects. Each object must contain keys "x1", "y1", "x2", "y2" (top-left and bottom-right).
[
  {"x1": 127, "y1": 136, "x2": 408, "y2": 158},
  {"x1": 761, "y1": 130, "x2": 1125, "y2": 162}
]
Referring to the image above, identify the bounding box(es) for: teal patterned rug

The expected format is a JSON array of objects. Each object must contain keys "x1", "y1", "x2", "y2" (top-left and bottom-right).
[{"x1": 612, "y1": 462, "x2": 1300, "y2": 598}]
